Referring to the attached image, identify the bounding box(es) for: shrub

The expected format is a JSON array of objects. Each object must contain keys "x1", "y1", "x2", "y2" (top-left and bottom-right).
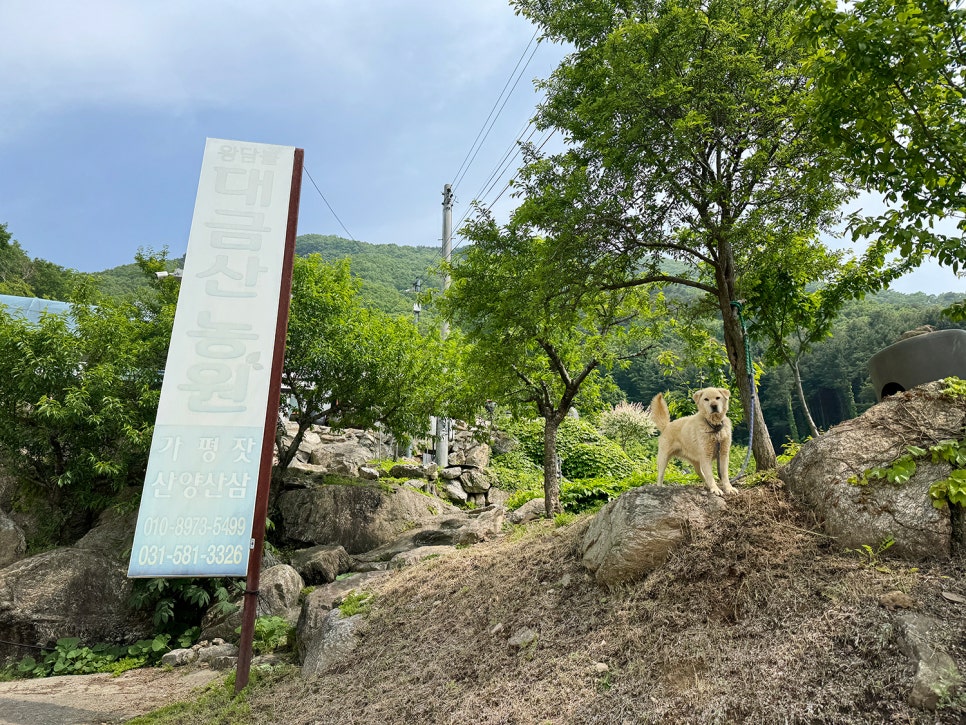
[
  {"x1": 501, "y1": 416, "x2": 636, "y2": 479},
  {"x1": 8, "y1": 632, "x2": 185, "y2": 679},
  {"x1": 561, "y1": 441, "x2": 635, "y2": 479},
  {"x1": 597, "y1": 401, "x2": 657, "y2": 451},
  {"x1": 490, "y1": 448, "x2": 543, "y2": 494},
  {"x1": 129, "y1": 577, "x2": 239, "y2": 638}
]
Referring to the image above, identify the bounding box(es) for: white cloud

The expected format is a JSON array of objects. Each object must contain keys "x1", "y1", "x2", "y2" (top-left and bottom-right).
[{"x1": 0, "y1": 0, "x2": 542, "y2": 136}]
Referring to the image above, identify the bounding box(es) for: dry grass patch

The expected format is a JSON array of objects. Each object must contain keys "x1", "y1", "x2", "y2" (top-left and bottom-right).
[{"x1": 249, "y1": 483, "x2": 966, "y2": 724}]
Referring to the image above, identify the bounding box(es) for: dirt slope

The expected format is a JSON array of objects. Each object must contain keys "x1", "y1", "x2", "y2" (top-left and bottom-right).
[
  {"x1": 250, "y1": 483, "x2": 966, "y2": 724},
  {"x1": 2, "y1": 482, "x2": 963, "y2": 724}
]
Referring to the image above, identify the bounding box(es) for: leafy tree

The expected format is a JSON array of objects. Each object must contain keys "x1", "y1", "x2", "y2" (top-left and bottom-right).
[
  {"x1": 277, "y1": 254, "x2": 455, "y2": 471},
  {"x1": 743, "y1": 233, "x2": 908, "y2": 437},
  {"x1": 441, "y1": 216, "x2": 661, "y2": 516},
  {"x1": 0, "y1": 254, "x2": 175, "y2": 540},
  {"x1": 508, "y1": 0, "x2": 854, "y2": 470},
  {"x1": 801, "y1": 0, "x2": 966, "y2": 319},
  {"x1": 0, "y1": 223, "x2": 83, "y2": 300}
]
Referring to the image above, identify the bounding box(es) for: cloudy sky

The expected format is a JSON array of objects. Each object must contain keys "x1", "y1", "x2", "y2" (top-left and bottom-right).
[{"x1": 0, "y1": 1, "x2": 961, "y2": 296}]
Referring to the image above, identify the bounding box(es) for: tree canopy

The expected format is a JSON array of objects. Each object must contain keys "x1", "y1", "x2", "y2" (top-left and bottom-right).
[
  {"x1": 801, "y1": 0, "x2": 966, "y2": 316},
  {"x1": 504, "y1": 0, "x2": 858, "y2": 469},
  {"x1": 277, "y1": 254, "x2": 459, "y2": 471},
  {"x1": 0, "y1": 252, "x2": 175, "y2": 541},
  {"x1": 443, "y1": 211, "x2": 662, "y2": 515}
]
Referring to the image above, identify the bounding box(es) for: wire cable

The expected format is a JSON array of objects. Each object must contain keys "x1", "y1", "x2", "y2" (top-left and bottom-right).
[
  {"x1": 450, "y1": 128, "x2": 558, "y2": 255},
  {"x1": 303, "y1": 166, "x2": 356, "y2": 241},
  {"x1": 451, "y1": 30, "x2": 541, "y2": 194}
]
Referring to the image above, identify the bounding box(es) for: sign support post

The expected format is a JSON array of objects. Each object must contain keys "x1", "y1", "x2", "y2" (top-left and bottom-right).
[{"x1": 235, "y1": 148, "x2": 303, "y2": 693}]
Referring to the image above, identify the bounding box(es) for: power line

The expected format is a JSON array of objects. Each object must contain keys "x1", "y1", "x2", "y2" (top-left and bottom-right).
[
  {"x1": 452, "y1": 120, "x2": 541, "y2": 233},
  {"x1": 450, "y1": 128, "x2": 558, "y2": 257},
  {"x1": 451, "y1": 30, "x2": 541, "y2": 194},
  {"x1": 303, "y1": 166, "x2": 356, "y2": 241}
]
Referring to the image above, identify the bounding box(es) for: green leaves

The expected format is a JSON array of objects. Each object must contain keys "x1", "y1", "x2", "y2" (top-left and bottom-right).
[
  {"x1": 0, "y1": 266, "x2": 170, "y2": 531},
  {"x1": 279, "y1": 255, "x2": 456, "y2": 469},
  {"x1": 850, "y1": 436, "x2": 966, "y2": 511},
  {"x1": 801, "y1": 0, "x2": 966, "y2": 275}
]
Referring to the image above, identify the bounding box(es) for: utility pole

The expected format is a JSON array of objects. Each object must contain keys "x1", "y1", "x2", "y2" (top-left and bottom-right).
[
  {"x1": 440, "y1": 184, "x2": 453, "y2": 338},
  {"x1": 436, "y1": 184, "x2": 454, "y2": 469},
  {"x1": 412, "y1": 278, "x2": 421, "y2": 325}
]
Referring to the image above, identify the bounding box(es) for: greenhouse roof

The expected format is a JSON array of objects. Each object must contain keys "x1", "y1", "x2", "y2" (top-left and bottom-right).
[{"x1": 0, "y1": 294, "x2": 72, "y2": 325}]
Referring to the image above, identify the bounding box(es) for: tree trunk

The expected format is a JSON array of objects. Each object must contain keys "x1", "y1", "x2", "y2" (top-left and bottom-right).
[
  {"x1": 542, "y1": 416, "x2": 563, "y2": 518},
  {"x1": 791, "y1": 360, "x2": 821, "y2": 438},
  {"x1": 276, "y1": 418, "x2": 310, "y2": 471},
  {"x1": 720, "y1": 294, "x2": 777, "y2": 470},
  {"x1": 784, "y1": 391, "x2": 800, "y2": 444}
]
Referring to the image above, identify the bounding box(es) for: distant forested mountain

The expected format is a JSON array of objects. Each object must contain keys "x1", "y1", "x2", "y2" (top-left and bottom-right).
[
  {"x1": 5, "y1": 222, "x2": 964, "y2": 447},
  {"x1": 76, "y1": 234, "x2": 442, "y2": 318},
  {"x1": 294, "y1": 234, "x2": 442, "y2": 317}
]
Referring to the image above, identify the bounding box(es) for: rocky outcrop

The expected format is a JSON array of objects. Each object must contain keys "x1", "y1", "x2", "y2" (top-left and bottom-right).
[
  {"x1": 0, "y1": 506, "x2": 152, "y2": 658},
  {"x1": 349, "y1": 505, "x2": 505, "y2": 568},
  {"x1": 779, "y1": 381, "x2": 966, "y2": 558},
  {"x1": 0, "y1": 548, "x2": 152, "y2": 659},
  {"x1": 299, "y1": 608, "x2": 364, "y2": 677},
  {"x1": 0, "y1": 509, "x2": 25, "y2": 569},
  {"x1": 278, "y1": 423, "x2": 499, "y2": 506},
  {"x1": 199, "y1": 563, "x2": 304, "y2": 642},
  {"x1": 278, "y1": 473, "x2": 461, "y2": 554},
  {"x1": 289, "y1": 544, "x2": 352, "y2": 585},
  {"x1": 896, "y1": 612, "x2": 963, "y2": 710},
  {"x1": 581, "y1": 486, "x2": 727, "y2": 587},
  {"x1": 296, "y1": 571, "x2": 387, "y2": 677}
]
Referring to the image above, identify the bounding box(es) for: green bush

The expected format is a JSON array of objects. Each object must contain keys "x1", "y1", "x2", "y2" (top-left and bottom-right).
[
  {"x1": 505, "y1": 486, "x2": 544, "y2": 511},
  {"x1": 490, "y1": 448, "x2": 543, "y2": 493},
  {"x1": 501, "y1": 417, "x2": 636, "y2": 480},
  {"x1": 597, "y1": 401, "x2": 657, "y2": 451},
  {"x1": 7, "y1": 632, "x2": 189, "y2": 679},
  {"x1": 561, "y1": 477, "x2": 632, "y2": 512},
  {"x1": 129, "y1": 577, "x2": 239, "y2": 638},
  {"x1": 562, "y1": 441, "x2": 635, "y2": 479},
  {"x1": 238, "y1": 616, "x2": 292, "y2": 655}
]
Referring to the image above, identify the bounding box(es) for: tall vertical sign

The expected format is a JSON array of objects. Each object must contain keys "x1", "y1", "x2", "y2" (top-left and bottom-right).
[{"x1": 128, "y1": 138, "x2": 302, "y2": 578}]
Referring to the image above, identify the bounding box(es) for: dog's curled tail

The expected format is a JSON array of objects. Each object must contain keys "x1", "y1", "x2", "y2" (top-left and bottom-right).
[{"x1": 649, "y1": 393, "x2": 670, "y2": 432}]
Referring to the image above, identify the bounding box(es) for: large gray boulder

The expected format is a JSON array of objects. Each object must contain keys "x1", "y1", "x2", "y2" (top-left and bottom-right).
[
  {"x1": 309, "y1": 442, "x2": 375, "y2": 477},
  {"x1": 581, "y1": 486, "x2": 727, "y2": 587},
  {"x1": 297, "y1": 571, "x2": 386, "y2": 677},
  {"x1": 779, "y1": 381, "x2": 966, "y2": 559},
  {"x1": 351, "y1": 505, "x2": 505, "y2": 565},
  {"x1": 199, "y1": 563, "x2": 304, "y2": 642},
  {"x1": 0, "y1": 506, "x2": 151, "y2": 657},
  {"x1": 277, "y1": 474, "x2": 460, "y2": 554},
  {"x1": 289, "y1": 544, "x2": 352, "y2": 585},
  {"x1": 0, "y1": 509, "x2": 26, "y2": 568},
  {"x1": 299, "y1": 609, "x2": 363, "y2": 677},
  {"x1": 0, "y1": 548, "x2": 152, "y2": 658}
]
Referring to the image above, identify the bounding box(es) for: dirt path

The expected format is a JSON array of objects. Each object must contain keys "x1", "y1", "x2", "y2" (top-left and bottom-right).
[{"x1": 0, "y1": 666, "x2": 222, "y2": 725}]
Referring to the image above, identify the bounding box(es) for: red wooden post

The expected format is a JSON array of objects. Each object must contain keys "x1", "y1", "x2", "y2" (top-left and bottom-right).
[{"x1": 235, "y1": 148, "x2": 303, "y2": 693}]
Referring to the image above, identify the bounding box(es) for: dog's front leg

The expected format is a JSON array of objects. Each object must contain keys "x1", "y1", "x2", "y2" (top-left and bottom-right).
[
  {"x1": 717, "y1": 448, "x2": 735, "y2": 494},
  {"x1": 697, "y1": 460, "x2": 724, "y2": 496}
]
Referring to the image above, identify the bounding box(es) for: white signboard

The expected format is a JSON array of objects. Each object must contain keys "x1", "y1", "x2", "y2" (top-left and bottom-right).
[{"x1": 128, "y1": 138, "x2": 297, "y2": 577}]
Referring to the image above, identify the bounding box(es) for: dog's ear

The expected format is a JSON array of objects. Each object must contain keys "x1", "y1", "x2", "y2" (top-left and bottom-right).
[
  {"x1": 720, "y1": 388, "x2": 731, "y2": 401},
  {"x1": 692, "y1": 390, "x2": 702, "y2": 405}
]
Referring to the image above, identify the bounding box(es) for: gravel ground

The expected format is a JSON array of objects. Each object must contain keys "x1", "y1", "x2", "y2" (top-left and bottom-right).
[{"x1": 0, "y1": 666, "x2": 222, "y2": 725}]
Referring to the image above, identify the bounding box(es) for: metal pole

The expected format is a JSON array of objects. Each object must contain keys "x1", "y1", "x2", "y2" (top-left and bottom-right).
[
  {"x1": 436, "y1": 184, "x2": 453, "y2": 469},
  {"x1": 235, "y1": 148, "x2": 303, "y2": 694}
]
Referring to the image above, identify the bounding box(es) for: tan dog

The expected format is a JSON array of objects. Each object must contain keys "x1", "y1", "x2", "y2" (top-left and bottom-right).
[{"x1": 650, "y1": 388, "x2": 735, "y2": 496}]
